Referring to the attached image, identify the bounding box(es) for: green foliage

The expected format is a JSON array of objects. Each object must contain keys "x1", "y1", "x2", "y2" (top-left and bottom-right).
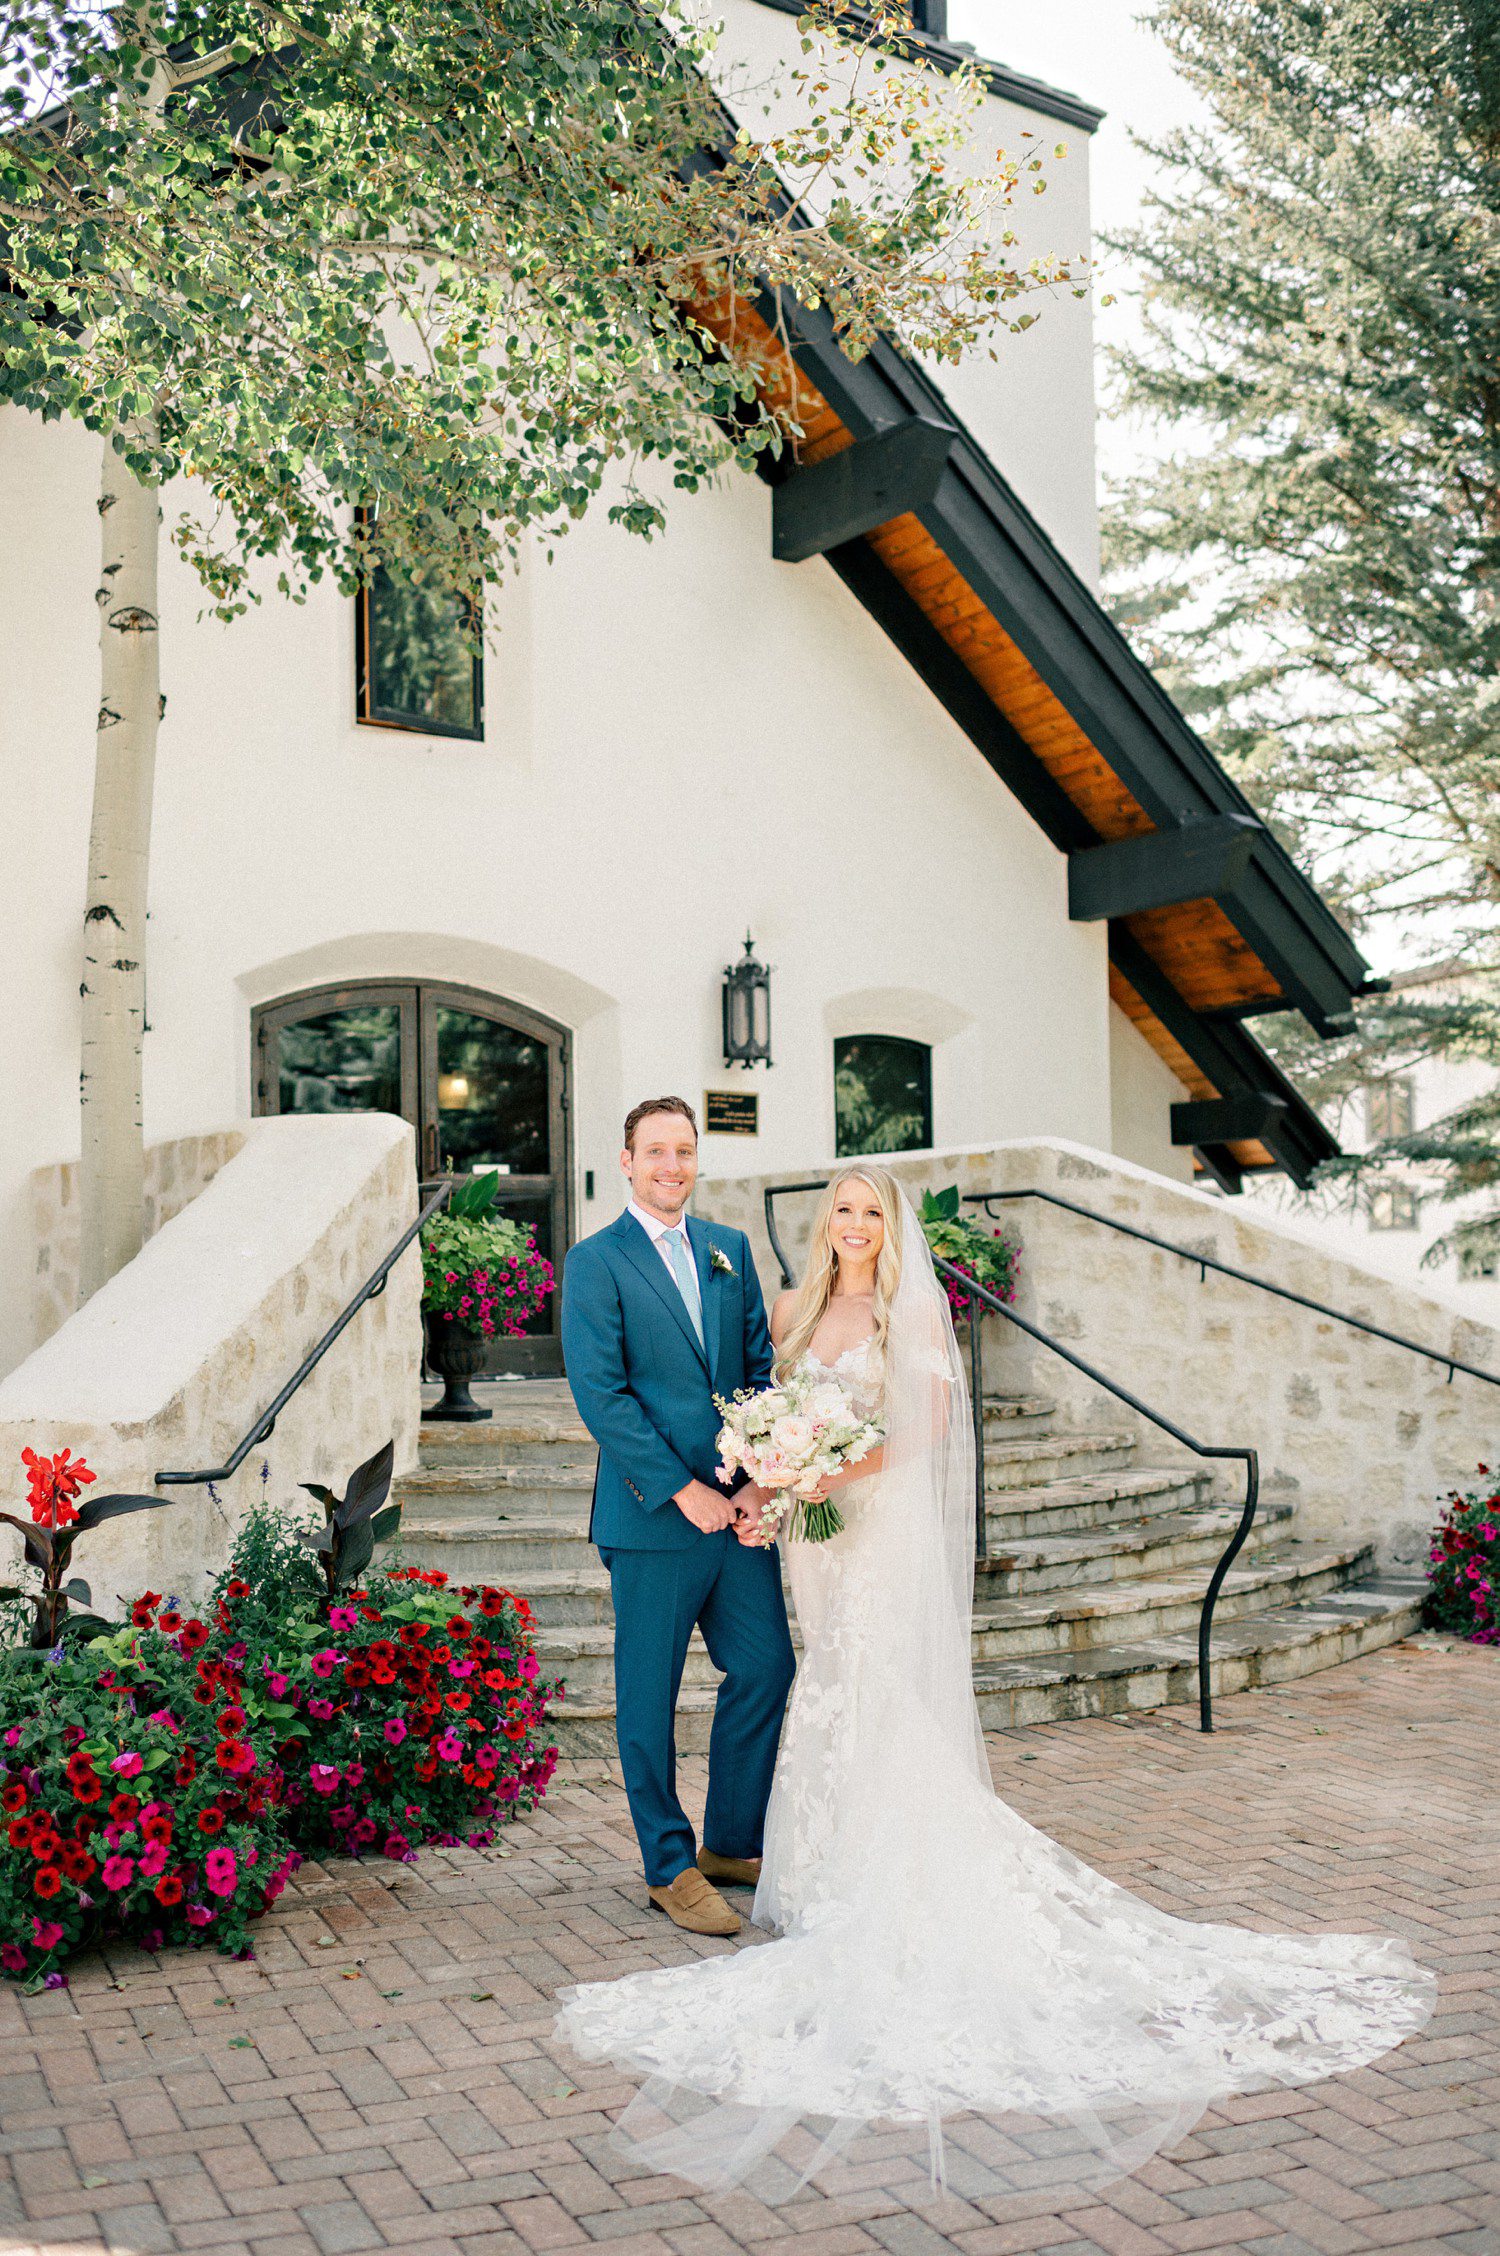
[
  {"x1": 297, "y1": 1440, "x2": 402, "y2": 1601},
  {"x1": 918, "y1": 1185, "x2": 1020, "y2": 1319},
  {"x1": 1, "y1": 0, "x2": 1081, "y2": 624},
  {"x1": 1103, "y1": 0, "x2": 1500, "y2": 1238},
  {"x1": 421, "y1": 1178, "x2": 555, "y2": 1333}
]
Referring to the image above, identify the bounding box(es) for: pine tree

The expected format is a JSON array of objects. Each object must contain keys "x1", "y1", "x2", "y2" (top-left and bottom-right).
[{"x1": 1104, "y1": 0, "x2": 1500, "y2": 1251}]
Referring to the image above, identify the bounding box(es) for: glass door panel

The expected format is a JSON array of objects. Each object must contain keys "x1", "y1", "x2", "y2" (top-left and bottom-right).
[
  {"x1": 433, "y1": 1007, "x2": 550, "y2": 1178},
  {"x1": 278, "y1": 1005, "x2": 404, "y2": 1115}
]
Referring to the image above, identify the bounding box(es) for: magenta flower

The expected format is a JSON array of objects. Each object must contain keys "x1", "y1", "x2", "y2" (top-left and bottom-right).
[
  {"x1": 309, "y1": 1763, "x2": 339, "y2": 1795},
  {"x1": 434, "y1": 1732, "x2": 463, "y2": 1762},
  {"x1": 101, "y1": 1855, "x2": 134, "y2": 1891},
  {"x1": 308, "y1": 1698, "x2": 335, "y2": 1722},
  {"x1": 186, "y1": 1904, "x2": 214, "y2": 1928},
  {"x1": 31, "y1": 1919, "x2": 63, "y2": 1950},
  {"x1": 110, "y1": 1751, "x2": 143, "y2": 1777},
  {"x1": 309, "y1": 1649, "x2": 340, "y2": 1679},
  {"x1": 146, "y1": 1709, "x2": 180, "y2": 1732},
  {"x1": 264, "y1": 1670, "x2": 291, "y2": 1698},
  {"x1": 0, "y1": 1944, "x2": 24, "y2": 1972},
  {"x1": 205, "y1": 1847, "x2": 237, "y2": 1899},
  {"x1": 138, "y1": 1842, "x2": 169, "y2": 1878},
  {"x1": 328, "y1": 1605, "x2": 359, "y2": 1633},
  {"x1": 382, "y1": 1717, "x2": 407, "y2": 1745}
]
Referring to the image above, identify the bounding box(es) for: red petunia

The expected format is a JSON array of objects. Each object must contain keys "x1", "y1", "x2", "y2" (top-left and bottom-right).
[
  {"x1": 153, "y1": 1874, "x2": 184, "y2": 1907},
  {"x1": 178, "y1": 1620, "x2": 210, "y2": 1653},
  {"x1": 109, "y1": 1793, "x2": 140, "y2": 1825},
  {"x1": 7, "y1": 1816, "x2": 34, "y2": 1849},
  {"x1": 32, "y1": 1867, "x2": 63, "y2": 1898},
  {"x1": 1, "y1": 1782, "x2": 27, "y2": 1813},
  {"x1": 215, "y1": 1708, "x2": 247, "y2": 1738},
  {"x1": 175, "y1": 1750, "x2": 197, "y2": 1785},
  {"x1": 60, "y1": 1845, "x2": 95, "y2": 1882},
  {"x1": 196, "y1": 1808, "x2": 226, "y2": 1836},
  {"x1": 225, "y1": 1579, "x2": 250, "y2": 1601}
]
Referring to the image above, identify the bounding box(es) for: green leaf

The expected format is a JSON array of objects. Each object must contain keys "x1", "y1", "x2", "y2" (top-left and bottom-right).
[{"x1": 71, "y1": 1492, "x2": 170, "y2": 1535}]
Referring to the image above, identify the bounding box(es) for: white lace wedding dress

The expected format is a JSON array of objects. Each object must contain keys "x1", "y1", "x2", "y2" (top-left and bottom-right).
[{"x1": 555, "y1": 1202, "x2": 1434, "y2": 2203}]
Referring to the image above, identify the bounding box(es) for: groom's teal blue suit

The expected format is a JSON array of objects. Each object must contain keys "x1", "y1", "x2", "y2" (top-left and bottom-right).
[{"x1": 562, "y1": 1210, "x2": 796, "y2": 1885}]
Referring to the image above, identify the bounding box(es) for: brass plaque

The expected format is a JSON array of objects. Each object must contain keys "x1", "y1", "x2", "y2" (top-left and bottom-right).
[{"x1": 704, "y1": 1090, "x2": 759, "y2": 1137}]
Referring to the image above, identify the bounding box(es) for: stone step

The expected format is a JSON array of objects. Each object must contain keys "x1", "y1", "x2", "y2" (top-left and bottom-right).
[
  {"x1": 547, "y1": 1576, "x2": 1426, "y2": 1753},
  {"x1": 970, "y1": 1575, "x2": 1427, "y2": 1729},
  {"x1": 417, "y1": 1410, "x2": 597, "y2": 1469},
  {"x1": 970, "y1": 1539, "x2": 1373, "y2": 1659},
  {"x1": 398, "y1": 1510, "x2": 593, "y2": 1575},
  {"x1": 983, "y1": 1464, "x2": 1214, "y2": 1538},
  {"x1": 976, "y1": 1501, "x2": 1293, "y2": 1597},
  {"x1": 530, "y1": 1537, "x2": 1370, "y2": 1701},
  {"x1": 979, "y1": 1428, "x2": 1140, "y2": 1490}
]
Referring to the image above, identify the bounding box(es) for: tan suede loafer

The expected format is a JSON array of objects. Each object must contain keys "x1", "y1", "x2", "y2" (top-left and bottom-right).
[
  {"x1": 696, "y1": 1846, "x2": 762, "y2": 1890},
  {"x1": 647, "y1": 1867, "x2": 741, "y2": 1937}
]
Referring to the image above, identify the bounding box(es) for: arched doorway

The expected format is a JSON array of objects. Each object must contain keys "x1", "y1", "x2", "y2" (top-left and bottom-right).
[{"x1": 252, "y1": 981, "x2": 571, "y2": 1374}]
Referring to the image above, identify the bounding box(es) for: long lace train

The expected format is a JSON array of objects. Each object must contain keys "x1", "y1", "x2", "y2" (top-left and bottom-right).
[{"x1": 555, "y1": 1226, "x2": 1434, "y2": 2203}]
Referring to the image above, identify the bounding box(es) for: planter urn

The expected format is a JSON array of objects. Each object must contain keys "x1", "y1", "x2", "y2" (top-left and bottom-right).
[{"x1": 423, "y1": 1312, "x2": 492, "y2": 1422}]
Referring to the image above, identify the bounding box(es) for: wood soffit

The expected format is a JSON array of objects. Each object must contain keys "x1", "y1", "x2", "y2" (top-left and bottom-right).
[{"x1": 692, "y1": 292, "x2": 1298, "y2": 1161}]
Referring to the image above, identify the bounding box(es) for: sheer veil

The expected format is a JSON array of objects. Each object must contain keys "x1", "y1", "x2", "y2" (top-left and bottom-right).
[{"x1": 554, "y1": 1191, "x2": 1433, "y2": 2207}]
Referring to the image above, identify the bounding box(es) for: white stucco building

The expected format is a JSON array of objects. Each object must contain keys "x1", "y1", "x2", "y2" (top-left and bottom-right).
[{"x1": 1, "y1": 2, "x2": 1375, "y2": 1383}]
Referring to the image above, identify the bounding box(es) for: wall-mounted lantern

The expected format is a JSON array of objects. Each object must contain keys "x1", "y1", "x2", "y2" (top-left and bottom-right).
[{"x1": 722, "y1": 934, "x2": 772, "y2": 1069}]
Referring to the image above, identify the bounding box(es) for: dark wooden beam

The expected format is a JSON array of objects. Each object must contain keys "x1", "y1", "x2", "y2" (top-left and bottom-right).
[
  {"x1": 1068, "y1": 814, "x2": 1262, "y2": 922},
  {"x1": 1193, "y1": 1146, "x2": 1248, "y2": 1196},
  {"x1": 1172, "y1": 1094, "x2": 1290, "y2": 1147},
  {"x1": 772, "y1": 417, "x2": 957, "y2": 563}
]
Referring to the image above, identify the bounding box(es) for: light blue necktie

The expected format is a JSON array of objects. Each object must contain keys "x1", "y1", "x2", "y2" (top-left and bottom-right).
[{"x1": 660, "y1": 1226, "x2": 705, "y2": 1349}]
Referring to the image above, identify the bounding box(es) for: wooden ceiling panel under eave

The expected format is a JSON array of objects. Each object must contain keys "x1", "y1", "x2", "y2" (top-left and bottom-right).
[{"x1": 685, "y1": 290, "x2": 1295, "y2": 1081}]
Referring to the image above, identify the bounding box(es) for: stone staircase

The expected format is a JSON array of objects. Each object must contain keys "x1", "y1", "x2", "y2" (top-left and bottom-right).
[{"x1": 397, "y1": 1380, "x2": 1425, "y2": 1755}]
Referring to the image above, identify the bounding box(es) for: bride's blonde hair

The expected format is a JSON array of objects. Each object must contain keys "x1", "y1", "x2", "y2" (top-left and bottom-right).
[{"x1": 775, "y1": 1167, "x2": 905, "y2": 1380}]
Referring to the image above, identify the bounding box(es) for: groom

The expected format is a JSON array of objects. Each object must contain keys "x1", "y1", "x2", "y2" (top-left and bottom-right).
[{"x1": 561, "y1": 1096, "x2": 795, "y2": 1938}]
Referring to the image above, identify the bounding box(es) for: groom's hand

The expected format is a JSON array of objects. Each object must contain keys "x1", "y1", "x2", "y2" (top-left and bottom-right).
[{"x1": 673, "y1": 1478, "x2": 738, "y2": 1535}]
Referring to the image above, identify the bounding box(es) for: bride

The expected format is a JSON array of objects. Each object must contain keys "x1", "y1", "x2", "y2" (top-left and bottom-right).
[{"x1": 555, "y1": 1168, "x2": 1434, "y2": 2202}]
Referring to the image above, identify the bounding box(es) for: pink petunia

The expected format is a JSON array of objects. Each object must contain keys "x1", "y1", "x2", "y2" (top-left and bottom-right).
[
  {"x1": 0, "y1": 1943, "x2": 25, "y2": 1971},
  {"x1": 205, "y1": 1847, "x2": 238, "y2": 1898},
  {"x1": 434, "y1": 1732, "x2": 464, "y2": 1762},
  {"x1": 138, "y1": 1842, "x2": 169, "y2": 1878},
  {"x1": 110, "y1": 1752, "x2": 143, "y2": 1777},
  {"x1": 309, "y1": 1763, "x2": 339, "y2": 1795},
  {"x1": 308, "y1": 1698, "x2": 335, "y2": 1722},
  {"x1": 101, "y1": 1856, "x2": 134, "y2": 1891},
  {"x1": 328, "y1": 1605, "x2": 359, "y2": 1633},
  {"x1": 309, "y1": 1650, "x2": 340, "y2": 1679},
  {"x1": 382, "y1": 1717, "x2": 407, "y2": 1745},
  {"x1": 186, "y1": 1903, "x2": 214, "y2": 1927},
  {"x1": 31, "y1": 1919, "x2": 63, "y2": 1950}
]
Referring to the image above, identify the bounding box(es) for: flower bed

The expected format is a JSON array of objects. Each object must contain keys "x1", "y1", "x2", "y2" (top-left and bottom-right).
[
  {"x1": 0, "y1": 1508, "x2": 559, "y2": 1989},
  {"x1": 1425, "y1": 1471, "x2": 1499, "y2": 1644},
  {"x1": 422, "y1": 1172, "x2": 555, "y2": 1340},
  {"x1": 918, "y1": 1185, "x2": 1020, "y2": 1322}
]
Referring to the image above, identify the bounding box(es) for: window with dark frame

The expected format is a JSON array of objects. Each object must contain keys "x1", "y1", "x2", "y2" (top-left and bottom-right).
[
  {"x1": 1367, "y1": 1183, "x2": 1420, "y2": 1232},
  {"x1": 834, "y1": 1035, "x2": 933, "y2": 1158},
  {"x1": 1365, "y1": 1076, "x2": 1415, "y2": 1142},
  {"x1": 354, "y1": 511, "x2": 484, "y2": 740}
]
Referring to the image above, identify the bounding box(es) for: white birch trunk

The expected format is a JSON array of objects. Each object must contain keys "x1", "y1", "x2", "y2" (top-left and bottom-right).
[{"x1": 79, "y1": 424, "x2": 160, "y2": 1301}]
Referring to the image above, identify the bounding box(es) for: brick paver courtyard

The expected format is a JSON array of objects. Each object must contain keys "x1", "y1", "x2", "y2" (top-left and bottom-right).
[{"x1": 1, "y1": 1637, "x2": 1496, "y2": 2256}]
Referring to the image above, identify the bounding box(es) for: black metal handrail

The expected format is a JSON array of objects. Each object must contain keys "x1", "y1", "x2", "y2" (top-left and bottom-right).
[
  {"x1": 762, "y1": 1177, "x2": 1257, "y2": 1732},
  {"x1": 964, "y1": 1188, "x2": 1500, "y2": 1392},
  {"x1": 155, "y1": 1180, "x2": 451, "y2": 1490}
]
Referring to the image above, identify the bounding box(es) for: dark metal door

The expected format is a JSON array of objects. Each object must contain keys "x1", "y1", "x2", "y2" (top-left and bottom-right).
[{"x1": 253, "y1": 980, "x2": 571, "y2": 1374}]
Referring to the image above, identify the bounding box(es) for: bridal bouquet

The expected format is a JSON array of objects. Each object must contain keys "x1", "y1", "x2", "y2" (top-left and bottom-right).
[{"x1": 715, "y1": 1371, "x2": 883, "y2": 1544}]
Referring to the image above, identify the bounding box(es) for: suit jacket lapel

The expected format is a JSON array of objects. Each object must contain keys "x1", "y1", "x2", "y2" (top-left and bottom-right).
[
  {"x1": 614, "y1": 1212, "x2": 710, "y2": 1372},
  {"x1": 687, "y1": 1217, "x2": 723, "y2": 1382}
]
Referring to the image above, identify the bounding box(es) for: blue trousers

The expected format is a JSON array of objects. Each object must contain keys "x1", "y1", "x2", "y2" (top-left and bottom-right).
[{"x1": 600, "y1": 1534, "x2": 796, "y2": 1887}]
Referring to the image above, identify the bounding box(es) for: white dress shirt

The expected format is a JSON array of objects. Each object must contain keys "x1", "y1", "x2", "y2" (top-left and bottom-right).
[{"x1": 627, "y1": 1199, "x2": 704, "y2": 1331}]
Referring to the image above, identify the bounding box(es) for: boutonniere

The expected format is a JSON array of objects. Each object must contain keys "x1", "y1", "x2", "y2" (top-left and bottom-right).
[{"x1": 708, "y1": 1244, "x2": 735, "y2": 1277}]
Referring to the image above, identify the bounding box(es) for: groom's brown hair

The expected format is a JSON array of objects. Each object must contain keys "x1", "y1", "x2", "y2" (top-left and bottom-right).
[{"x1": 623, "y1": 1095, "x2": 698, "y2": 1151}]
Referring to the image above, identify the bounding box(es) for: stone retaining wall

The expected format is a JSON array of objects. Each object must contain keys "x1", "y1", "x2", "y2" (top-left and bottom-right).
[
  {"x1": 698, "y1": 1138, "x2": 1500, "y2": 1569},
  {"x1": 29, "y1": 1129, "x2": 246, "y2": 1351},
  {"x1": 0, "y1": 1114, "x2": 421, "y2": 1611}
]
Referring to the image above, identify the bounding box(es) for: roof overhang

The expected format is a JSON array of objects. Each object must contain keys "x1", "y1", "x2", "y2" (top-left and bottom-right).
[{"x1": 688, "y1": 284, "x2": 1363, "y2": 1187}]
